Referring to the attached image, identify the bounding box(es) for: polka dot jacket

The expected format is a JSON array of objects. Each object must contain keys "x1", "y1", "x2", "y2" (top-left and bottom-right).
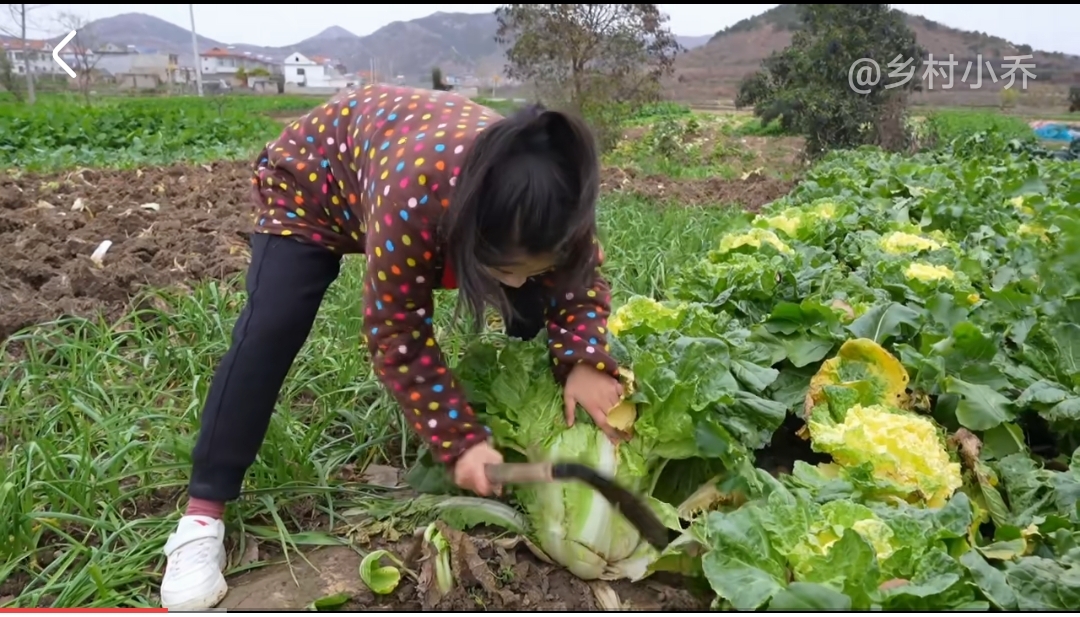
[{"x1": 249, "y1": 84, "x2": 619, "y2": 464}]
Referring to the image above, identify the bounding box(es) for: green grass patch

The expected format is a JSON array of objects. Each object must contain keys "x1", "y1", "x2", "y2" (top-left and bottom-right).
[
  {"x1": 733, "y1": 117, "x2": 792, "y2": 137},
  {"x1": 0, "y1": 95, "x2": 330, "y2": 171},
  {"x1": 606, "y1": 113, "x2": 774, "y2": 179},
  {"x1": 925, "y1": 109, "x2": 1033, "y2": 144}
]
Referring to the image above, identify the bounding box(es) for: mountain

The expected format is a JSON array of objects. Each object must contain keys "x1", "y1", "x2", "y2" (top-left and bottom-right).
[
  {"x1": 65, "y1": 11, "x2": 715, "y2": 84},
  {"x1": 670, "y1": 4, "x2": 1080, "y2": 106},
  {"x1": 63, "y1": 11, "x2": 504, "y2": 82},
  {"x1": 59, "y1": 12, "x2": 224, "y2": 57},
  {"x1": 676, "y1": 34, "x2": 712, "y2": 51},
  {"x1": 303, "y1": 26, "x2": 359, "y2": 43}
]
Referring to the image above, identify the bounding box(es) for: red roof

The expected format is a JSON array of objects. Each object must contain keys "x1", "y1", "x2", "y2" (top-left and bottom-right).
[
  {"x1": 200, "y1": 47, "x2": 274, "y2": 63},
  {"x1": 0, "y1": 36, "x2": 50, "y2": 51}
]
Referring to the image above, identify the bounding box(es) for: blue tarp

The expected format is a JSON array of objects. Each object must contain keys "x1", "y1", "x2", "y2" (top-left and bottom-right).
[{"x1": 1033, "y1": 123, "x2": 1080, "y2": 142}]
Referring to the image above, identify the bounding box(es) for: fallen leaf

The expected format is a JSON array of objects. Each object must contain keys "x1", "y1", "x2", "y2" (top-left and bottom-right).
[
  {"x1": 590, "y1": 581, "x2": 622, "y2": 610},
  {"x1": 238, "y1": 533, "x2": 260, "y2": 568},
  {"x1": 360, "y1": 464, "x2": 404, "y2": 489},
  {"x1": 441, "y1": 522, "x2": 515, "y2": 607}
]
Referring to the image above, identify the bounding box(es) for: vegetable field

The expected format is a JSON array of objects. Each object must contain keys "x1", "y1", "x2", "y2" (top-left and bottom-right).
[{"x1": 2, "y1": 94, "x2": 1079, "y2": 611}]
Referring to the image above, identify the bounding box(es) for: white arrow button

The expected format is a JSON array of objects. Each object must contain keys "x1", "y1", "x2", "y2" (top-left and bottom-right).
[{"x1": 53, "y1": 30, "x2": 77, "y2": 78}]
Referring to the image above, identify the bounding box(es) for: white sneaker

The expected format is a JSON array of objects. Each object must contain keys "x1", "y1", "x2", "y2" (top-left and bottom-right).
[{"x1": 160, "y1": 515, "x2": 228, "y2": 610}]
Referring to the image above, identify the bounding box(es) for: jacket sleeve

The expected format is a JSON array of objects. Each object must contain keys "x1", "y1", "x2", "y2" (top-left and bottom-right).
[
  {"x1": 362, "y1": 194, "x2": 489, "y2": 464},
  {"x1": 543, "y1": 238, "x2": 620, "y2": 383}
]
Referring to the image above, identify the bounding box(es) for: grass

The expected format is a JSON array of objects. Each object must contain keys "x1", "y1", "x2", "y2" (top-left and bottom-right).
[
  {"x1": 917, "y1": 103, "x2": 1079, "y2": 123},
  {"x1": 0, "y1": 95, "x2": 331, "y2": 171},
  {"x1": 0, "y1": 186, "x2": 735, "y2": 606},
  {"x1": 925, "y1": 109, "x2": 1034, "y2": 143},
  {"x1": 605, "y1": 112, "x2": 799, "y2": 180}
]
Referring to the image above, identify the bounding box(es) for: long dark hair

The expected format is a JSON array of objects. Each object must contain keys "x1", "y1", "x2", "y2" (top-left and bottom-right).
[{"x1": 441, "y1": 104, "x2": 600, "y2": 330}]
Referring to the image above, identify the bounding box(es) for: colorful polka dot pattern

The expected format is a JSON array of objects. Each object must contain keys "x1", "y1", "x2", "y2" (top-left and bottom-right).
[{"x1": 248, "y1": 84, "x2": 618, "y2": 463}]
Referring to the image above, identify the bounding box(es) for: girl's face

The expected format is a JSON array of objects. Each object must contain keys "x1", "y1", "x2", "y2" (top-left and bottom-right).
[{"x1": 486, "y1": 254, "x2": 556, "y2": 288}]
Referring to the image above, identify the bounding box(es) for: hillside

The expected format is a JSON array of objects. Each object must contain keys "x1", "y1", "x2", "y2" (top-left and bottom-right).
[
  {"x1": 676, "y1": 35, "x2": 712, "y2": 51},
  {"x1": 64, "y1": 12, "x2": 225, "y2": 59},
  {"x1": 670, "y1": 4, "x2": 1080, "y2": 107},
  {"x1": 52, "y1": 11, "x2": 503, "y2": 82},
  {"x1": 60, "y1": 11, "x2": 725, "y2": 85}
]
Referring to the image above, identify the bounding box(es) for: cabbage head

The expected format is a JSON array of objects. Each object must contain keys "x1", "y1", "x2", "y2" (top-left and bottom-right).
[
  {"x1": 454, "y1": 337, "x2": 675, "y2": 581},
  {"x1": 804, "y1": 339, "x2": 962, "y2": 508}
]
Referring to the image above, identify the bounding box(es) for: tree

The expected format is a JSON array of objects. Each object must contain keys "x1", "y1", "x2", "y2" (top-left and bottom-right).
[
  {"x1": 494, "y1": 4, "x2": 681, "y2": 148},
  {"x1": 431, "y1": 66, "x2": 452, "y2": 91},
  {"x1": 0, "y1": 50, "x2": 21, "y2": 101},
  {"x1": 736, "y1": 4, "x2": 922, "y2": 157},
  {"x1": 1069, "y1": 86, "x2": 1080, "y2": 113},
  {"x1": 235, "y1": 66, "x2": 248, "y2": 87},
  {"x1": 2, "y1": 4, "x2": 48, "y2": 104},
  {"x1": 999, "y1": 87, "x2": 1019, "y2": 111},
  {"x1": 54, "y1": 11, "x2": 98, "y2": 104}
]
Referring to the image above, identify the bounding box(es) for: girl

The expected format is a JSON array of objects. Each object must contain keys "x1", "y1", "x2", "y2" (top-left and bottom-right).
[{"x1": 159, "y1": 84, "x2": 625, "y2": 610}]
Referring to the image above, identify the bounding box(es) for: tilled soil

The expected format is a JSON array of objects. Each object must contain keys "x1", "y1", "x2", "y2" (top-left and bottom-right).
[
  {"x1": 220, "y1": 529, "x2": 705, "y2": 611},
  {"x1": 601, "y1": 166, "x2": 797, "y2": 212},
  {"x1": 0, "y1": 162, "x2": 254, "y2": 340},
  {"x1": 0, "y1": 161, "x2": 796, "y2": 342}
]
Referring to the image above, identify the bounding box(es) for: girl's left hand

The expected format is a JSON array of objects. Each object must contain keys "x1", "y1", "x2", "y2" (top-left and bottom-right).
[{"x1": 564, "y1": 364, "x2": 625, "y2": 442}]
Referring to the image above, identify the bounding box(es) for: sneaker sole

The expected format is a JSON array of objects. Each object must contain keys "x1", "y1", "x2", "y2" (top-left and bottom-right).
[{"x1": 161, "y1": 574, "x2": 228, "y2": 611}]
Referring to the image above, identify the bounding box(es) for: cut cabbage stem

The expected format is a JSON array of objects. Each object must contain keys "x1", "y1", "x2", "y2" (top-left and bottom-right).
[{"x1": 484, "y1": 462, "x2": 671, "y2": 551}]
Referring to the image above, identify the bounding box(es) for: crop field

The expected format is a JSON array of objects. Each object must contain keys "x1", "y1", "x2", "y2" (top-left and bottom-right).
[{"x1": 2, "y1": 92, "x2": 1080, "y2": 610}]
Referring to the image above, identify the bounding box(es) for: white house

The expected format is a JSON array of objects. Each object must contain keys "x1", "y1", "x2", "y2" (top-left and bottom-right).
[
  {"x1": 282, "y1": 51, "x2": 352, "y2": 89},
  {"x1": 200, "y1": 47, "x2": 278, "y2": 86},
  {"x1": 1, "y1": 37, "x2": 61, "y2": 75}
]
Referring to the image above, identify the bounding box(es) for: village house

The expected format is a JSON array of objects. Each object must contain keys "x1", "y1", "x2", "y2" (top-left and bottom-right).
[
  {"x1": 2, "y1": 37, "x2": 195, "y2": 91},
  {"x1": 93, "y1": 43, "x2": 181, "y2": 89},
  {"x1": 200, "y1": 47, "x2": 279, "y2": 87},
  {"x1": 1, "y1": 37, "x2": 61, "y2": 75},
  {"x1": 282, "y1": 52, "x2": 355, "y2": 92}
]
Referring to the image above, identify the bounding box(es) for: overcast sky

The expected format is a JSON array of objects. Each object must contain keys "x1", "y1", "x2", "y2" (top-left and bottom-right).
[{"x1": 6, "y1": 4, "x2": 1079, "y2": 56}]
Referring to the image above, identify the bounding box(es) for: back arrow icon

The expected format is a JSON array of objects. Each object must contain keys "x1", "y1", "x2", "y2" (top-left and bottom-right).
[{"x1": 53, "y1": 30, "x2": 77, "y2": 78}]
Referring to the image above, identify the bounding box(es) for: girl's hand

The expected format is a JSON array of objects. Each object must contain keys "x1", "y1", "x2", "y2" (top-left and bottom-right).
[
  {"x1": 453, "y1": 441, "x2": 504, "y2": 496},
  {"x1": 564, "y1": 364, "x2": 625, "y2": 442}
]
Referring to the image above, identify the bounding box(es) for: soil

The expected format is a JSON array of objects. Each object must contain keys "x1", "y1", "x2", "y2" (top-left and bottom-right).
[
  {"x1": 0, "y1": 161, "x2": 797, "y2": 345},
  {"x1": 602, "y1": 166, "x2": 798, "y2": 212},
  {"x1": 0, "y1": 162, "x2": 254, "y2": 341},
  {"x1": 220, "y1": 527, "x2": 706, "y2": 611}
]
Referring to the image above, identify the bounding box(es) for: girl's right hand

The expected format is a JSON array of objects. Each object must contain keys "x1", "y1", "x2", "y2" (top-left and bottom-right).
[{"x1": 453, "y1": 441, "x2": 504, "y2": 496}]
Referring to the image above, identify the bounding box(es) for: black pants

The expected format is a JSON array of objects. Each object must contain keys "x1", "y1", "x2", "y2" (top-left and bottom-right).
[{"x1": 189, "y1": 234, "x2": 545, "y2": 502}]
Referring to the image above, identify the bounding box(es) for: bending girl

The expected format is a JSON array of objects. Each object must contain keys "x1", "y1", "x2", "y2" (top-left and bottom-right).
[{"x1": 159, "y1": 84, "x2": 623, "y2": 610}]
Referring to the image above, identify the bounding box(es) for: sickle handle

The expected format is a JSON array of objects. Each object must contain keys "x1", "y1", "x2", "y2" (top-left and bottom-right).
[{"x1": 485, "y1": 463, "x2": 553, "y2": 485}]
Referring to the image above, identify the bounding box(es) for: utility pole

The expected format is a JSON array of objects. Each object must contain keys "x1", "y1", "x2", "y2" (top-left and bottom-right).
[
  {"x1": 188, "y1": 3, "x2": 203, "y2": 96},
  {"x1": 15, "y1": 4, "x2": 36, "y2": 104}
]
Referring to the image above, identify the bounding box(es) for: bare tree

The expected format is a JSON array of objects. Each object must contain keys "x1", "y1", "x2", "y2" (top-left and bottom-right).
[
  {"x1": 0, "y1": 50, "x2": 21, "y2": 101},
  {"x1": 494, "y1": 4, "x2": 681, "y2": 107},
  {"x1": 54, "y1": 11, "x2": 97, "y2": 104},
  {"x1": 1, "y1": 4, "x2": 48, "y2": 104}
]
